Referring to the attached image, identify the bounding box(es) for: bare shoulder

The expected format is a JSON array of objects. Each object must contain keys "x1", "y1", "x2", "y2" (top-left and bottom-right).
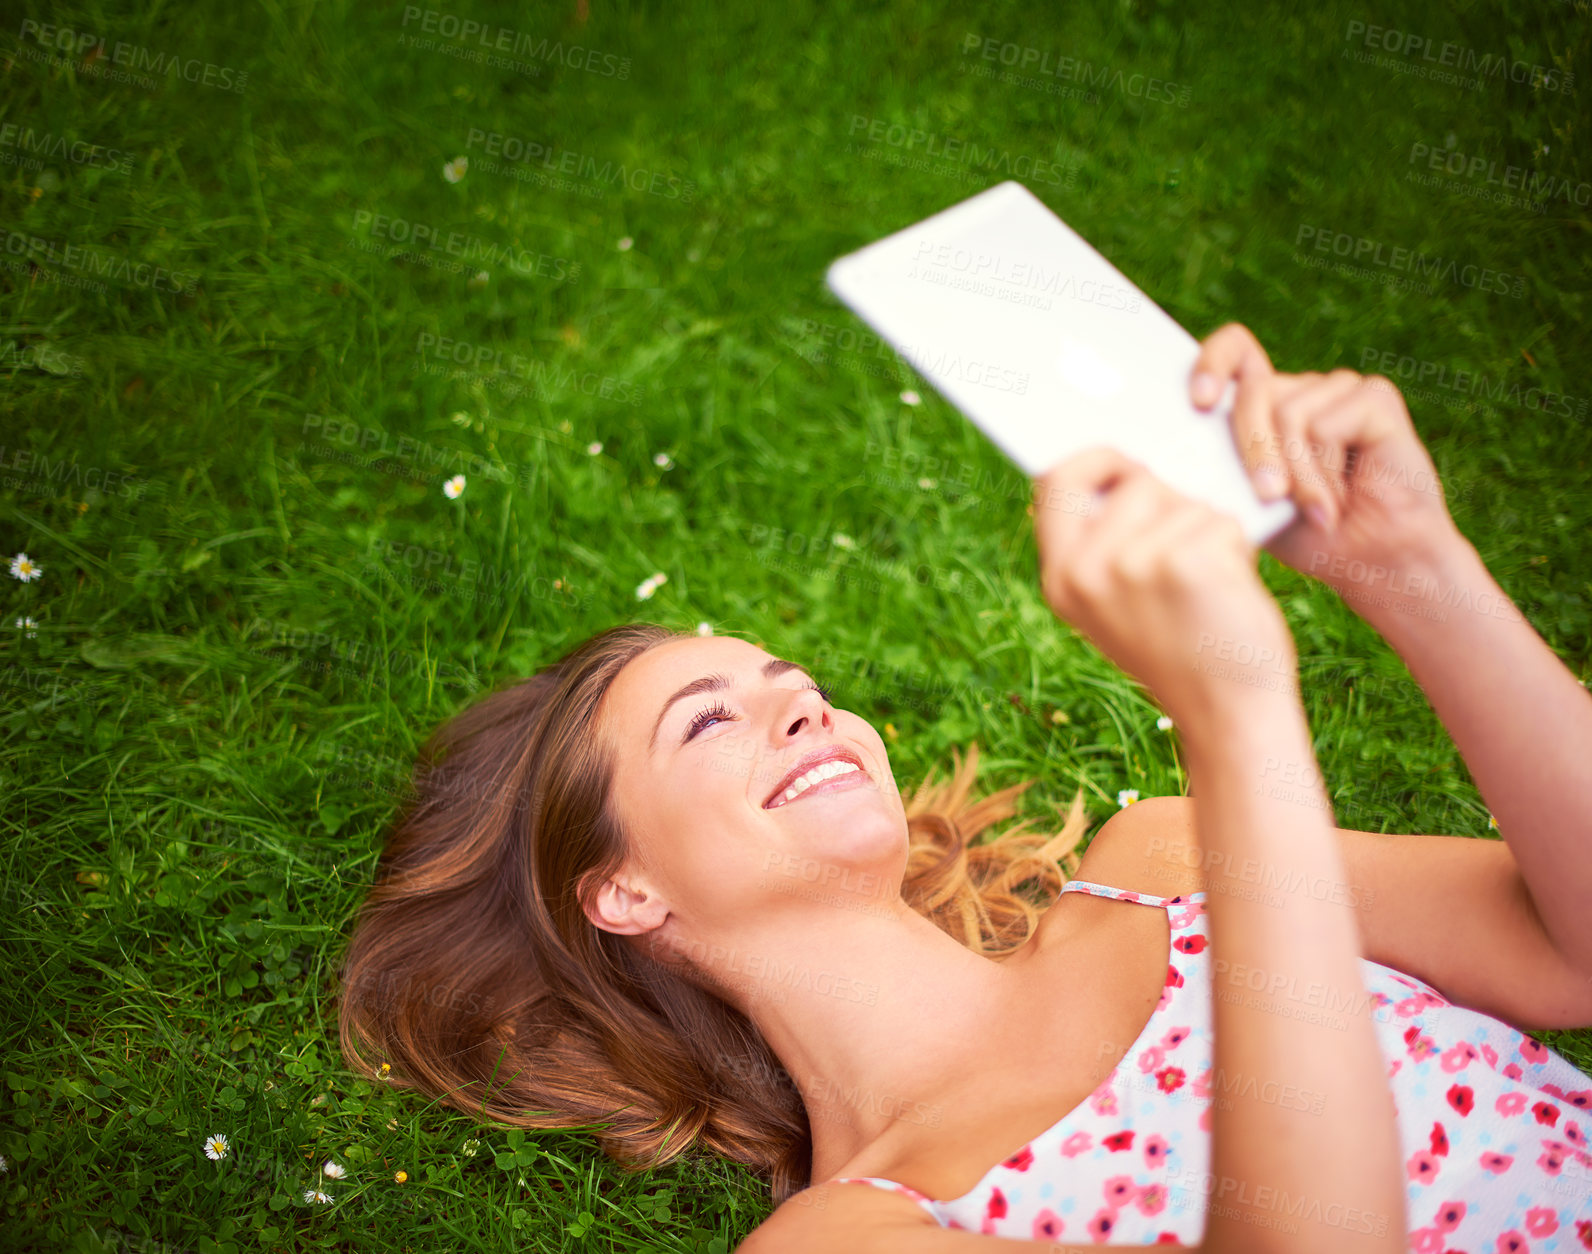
[
  {"x1": 736, "y1": 1179, "x2": 933, "y2": 1252},
  {"x1": 1073, "y1": 794, "x2": 1201, "y2": 900}
]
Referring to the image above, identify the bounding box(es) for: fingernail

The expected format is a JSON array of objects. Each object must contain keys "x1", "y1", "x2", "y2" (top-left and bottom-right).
[
  {"x1": 1192, "y1": 372, "x2": 1218, "y2": 406},
  {"x1": 1255, "y1": 466, "x2": 1287, "y2": 500}
]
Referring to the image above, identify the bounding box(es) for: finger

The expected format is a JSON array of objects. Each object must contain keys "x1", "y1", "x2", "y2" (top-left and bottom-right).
[
  {"x1": 1225, "y1": 348, "x2": 1288, "y2": 501},
  {"x1": 1272, "y1": 370, "x2": 1364, "y2": 528},
  {"x1": 1083, "y1": 464, "x2": 1190, "y2": 557},
  {"x1": 1033, "y1": 447, "x2": 1147, "y2": 581},
  {"x1": 1190, "y1": 323, "x2": 1271, "y2": 409},
  {"x1": 1113, "y1": 497, "x2": 1215, "y2": 588},
  {"x1": 1034, "y1": 444, "x2": 1142, "y2": 498}
]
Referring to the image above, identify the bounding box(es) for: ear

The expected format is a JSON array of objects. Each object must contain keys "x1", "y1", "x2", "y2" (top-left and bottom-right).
[{"x1": 581, "y1": 869, "x2": 670, "y2": 936}]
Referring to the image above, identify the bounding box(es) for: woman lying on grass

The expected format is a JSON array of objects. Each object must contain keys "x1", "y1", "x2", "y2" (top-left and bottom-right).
[{"x1": 338, "y1": 323, "x2": 1592, "y2": 1251}]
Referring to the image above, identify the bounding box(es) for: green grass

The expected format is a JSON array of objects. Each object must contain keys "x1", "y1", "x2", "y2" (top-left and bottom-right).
[{"x1": 2, "y1": 0, "x2": 1590, "y2": 1249}]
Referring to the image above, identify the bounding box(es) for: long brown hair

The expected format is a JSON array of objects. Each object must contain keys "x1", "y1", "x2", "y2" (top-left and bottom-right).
[{"x1": 336, "y1": 622, "x2": 1092, "y2": 1202}]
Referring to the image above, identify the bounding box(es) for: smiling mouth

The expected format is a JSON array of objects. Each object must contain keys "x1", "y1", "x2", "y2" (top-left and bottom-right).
[{"x1": 763, "y1": 748, "x2": 871, "y2": 809}]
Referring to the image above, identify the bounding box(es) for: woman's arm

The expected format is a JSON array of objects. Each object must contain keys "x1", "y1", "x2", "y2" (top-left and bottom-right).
[
  {"x1": 1179, "y1": 682, "x2": 1406, "y2": 1251},
  {"x1": 1031, "y1": 449, "x2": 1405, "y2": 1253},
  {"x1": 1332, "y1": 527, "x2": 1592, "y2": 973},
  {"x1": 1186, "y1": 322, "x2": 1592, "y2": 980}
]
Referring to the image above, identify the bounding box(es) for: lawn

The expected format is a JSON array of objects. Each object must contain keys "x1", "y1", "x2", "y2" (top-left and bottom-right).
[{"x1": 2, "y1": 0, "x2": 1589, "y2": 1250}]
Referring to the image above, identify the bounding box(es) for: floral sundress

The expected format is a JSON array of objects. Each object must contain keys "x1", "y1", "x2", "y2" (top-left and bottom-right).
[{"x1": 833, "y1": 878, "x2": 1592, "y2": 1246}]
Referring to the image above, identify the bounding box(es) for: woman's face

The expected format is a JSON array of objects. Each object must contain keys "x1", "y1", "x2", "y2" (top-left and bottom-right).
[{"x1": 594, "y1": 634, "x2": 908, "y2": 948}]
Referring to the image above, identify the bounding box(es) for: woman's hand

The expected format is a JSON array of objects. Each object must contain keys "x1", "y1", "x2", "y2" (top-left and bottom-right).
[
  {"x1": 1189, "y1": 323, "x2": 1465, "y2": 589},
  {"x1": 1032, "y1": 446, "x2": 1298, "y2": 732}
]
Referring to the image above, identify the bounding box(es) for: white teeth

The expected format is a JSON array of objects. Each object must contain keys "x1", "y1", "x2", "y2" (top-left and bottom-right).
[{"x1": 777, "y1": 759, "x2": 861, "y2": 805}]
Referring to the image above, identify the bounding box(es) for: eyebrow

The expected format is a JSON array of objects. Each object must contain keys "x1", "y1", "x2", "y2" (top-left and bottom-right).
[{"x1": 649, "y1": 657, "x2": 804, "y2": 752}]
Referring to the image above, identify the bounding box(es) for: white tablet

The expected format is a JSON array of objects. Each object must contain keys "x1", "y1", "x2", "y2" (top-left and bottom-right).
[{"x1": 826, "y1": 182, "x2": 1297, "y2": 545}]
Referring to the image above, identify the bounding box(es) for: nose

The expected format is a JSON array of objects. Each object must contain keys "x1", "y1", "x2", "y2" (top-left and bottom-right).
[{"x1": 779, "y1": 687, "x2": 831, "y2": 740}]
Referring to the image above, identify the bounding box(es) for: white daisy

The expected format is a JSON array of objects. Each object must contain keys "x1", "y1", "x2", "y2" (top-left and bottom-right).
[
  {"x1": 900, "y1": 390, "x2": 921, "y2": 406},
  {"x1": 0, "y1": 1154, "x2": 7, "y2": 1171},
  {"x1": 1117, "y1": 789, "x2": 1140, "y2": 808},
  {"x1": 1487, "y1": 815, "x2": 1499, "y2": 831},
  {"x1": 653, "y1": 452, "x2": 673, "y2": 470},
  {"x1": 203, "y1": 1134, "x2": 230, "y2": 1161},
  {"x1": 322, "y1": 1160, "x2": 346, "y2": 1179},
  {"x1": 696, "y1": 621, "x2": 712, "y2": 637},
  {"x1": 617, "y1": 236, "x2": 633, "y2": 251},
  {"x1": 467, "y1": 270, "x2": 490, "y2": 291},
  {"x1": 9, "y1": 552, "x2": 42, "y2": 582},
  {"x1": 831, "y1": 534, "x2": 855, "y2": 550},
  {"x1": 917, "y1": 477, "x2": 936, "y2": 490},
  {"x1": 1156, "y1": 716, "x2": 1174, "y2": 731},
  {"x1": 303, "y1": 1188, "x2": 334, "y2": 1204},
  {"x1": 443, "y1": 474, "x2": 466, "y2": 499},
  {"x1": 586, "y1": 441, "x2": 603, "y2": 456},
  {"x1": 15, "y1": 616, "x2": 37, "y2": 637},
  {"x1": 442, "y1": 156, "x2": 468, "y2": 183},
  {"x1": 635, "y1": 572, "x2": 667, "y2": 601}
]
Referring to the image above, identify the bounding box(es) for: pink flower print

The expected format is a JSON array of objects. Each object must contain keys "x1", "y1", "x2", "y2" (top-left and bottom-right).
[
  {"x1": 1504, "y1": 1063, "x2": 1524, "y2": 1081},
  {"x1": 1135, "y1": 1182, "x2": 1168, "y2": 1215},
  {"x1": 1199, "y1": 1104, "x2": 1212, "y2": 1132},
  {"x1": 1479, "y1": 1150, "x2": 1514, "y2": 1174},
  {"x1": 1031, "y1": 1209, "x2": 1065, "y2": 1240},
  {"x1": 1538, "y1": 1145, "x2": 1566, "y2": 1175},
  {"x1": 1119, "y1": 891, "x2": 1141, "y2": 902},
  {"x1": 1061, "y1": 1131, "x2": 1093, "y2": 1158},
  {"x1": 1565, "y1": 1120, "x2": 1586, "y2": 1147},
  {"x1": 1103, "y1": 1176, "x2": 1138, "y2": 1206},
  {"x1": 1440, "y1": 1042, "x2": 1479, "y2": 1073},
  {"x1": 981, "y1": 1187, "x2": 1007, "y2": 1235},
  {"x1": 1138, "y1": 1045, "x2": 1166, "y2": 1073},
  {"x1": 1496, "y1": 1092, "x2": 1528, "y2": 1117},
  {"x1": 1520, "y1": 1037, "x2": 1548, "y2": 1065},
  {"x1": 1448, "y1": 1085, "x2": 1475, "y2": 1117},
  {"x1": 1157, "y1": 1067, "x2": 1186, "y2": 1095},
  {"x1": 1154, "y1": 985, "x2": 1173, "y2": 1013},
  {"x1": 1002, "y1": 1145, "x2": 1034, "y2": 1172},
  {"x1": 1387, "y1": 1058, "x2": 1403, "y2": 1080},
  {"x1": 1087, "y1": 1207, "x2": 1120, "y2": 1242},
  {"x1": 1192, "y1": 1068, "x2": 1212, "y2": 1100},
  {"x1": 1164, "y1": 963, "x2": 1183, "y2": 989},
  {"x1": 1088, "y1": 1087, "x2": 1118, "y2": 1117},
  {"x1": 1406, "y1": 1150, "x2": 1440, "y2": 1185},
  {"x1": 1403, "y1": 1025, "x2": 1438, "y2": 1061},
  {"x1": 1525, "y1": 1207, "x2": 1559, "y2": 1238},
  {"x1": 1396, "y1": 995, "x2": 1427, "y2": 1017},
  {"x1": 1143, "y1": 1134, "x2": 1169, "y2": 1169},
  {"x1": 1433, "y1": 1200, "x2": 1466, "y2": 1232},
  {"x1": 1496, "y1": 1231, "x2": 1529, "y2": 1254},
  {"x1": 1410, "y1": 1228, "x2": 1445, "y2": 1254},
  {"x1": 1563, "y1": 1088, "x2": 1592, "y2": 1111},
  {"x1": 1481, "y1": 1043, "x2": 1499, "y2": 1067},
  {"x1": 1168, "y1": 904, "x2": 1202, "y2": 928},
  {"x1": 1533, "y1": 1101, "x2": 1561, "y2": 1127},
  {"x1": 1159, "y1": 1025, "x2": 1190, "y2": 1050}
]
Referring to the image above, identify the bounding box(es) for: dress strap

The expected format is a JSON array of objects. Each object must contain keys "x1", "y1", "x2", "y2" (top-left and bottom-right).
[
  {"x1": 829, "y1": 1176, "x2": 941, "y2": 1217},
  {"x1": 1059, "y1": 877, "x2": 1186, "y2": 907}
]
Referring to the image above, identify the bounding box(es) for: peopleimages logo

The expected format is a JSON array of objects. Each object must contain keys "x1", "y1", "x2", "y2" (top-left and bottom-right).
[
  {"x1": 398, "y1": 7, "x2": 630, "y2": 78},
  {"x1": 1343, "y1": 19, "x2": 1576, "y2": 95}
]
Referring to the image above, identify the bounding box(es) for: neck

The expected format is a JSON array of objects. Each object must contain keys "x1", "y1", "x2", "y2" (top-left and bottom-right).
[{"x1": 696, "y1": 895, "x2": 1025, "y2": 1182}]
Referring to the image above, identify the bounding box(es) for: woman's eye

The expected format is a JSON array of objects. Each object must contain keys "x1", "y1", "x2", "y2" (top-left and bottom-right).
[
  {"x1": 682, "y1": 680, "x2": 828, "y2": 744},
  {"x1": 684, "y1": 701, "x2": 734, "y2": 742}
]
